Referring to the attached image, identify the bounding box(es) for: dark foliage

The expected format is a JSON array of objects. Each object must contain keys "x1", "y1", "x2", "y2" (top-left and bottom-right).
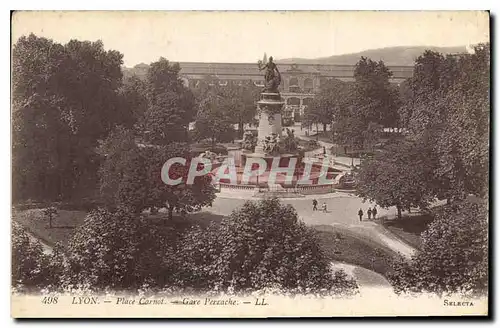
[
  {"x1": 62, "y1": 208, "x2": 179, "y2": 291},
  {"x1": 388, "y1": 201, "x2": 488, "y2": 296},
  {"x1": 12, "y1": 34, "x2": 125, "y2": 203},
  {"x1": 11, "y1": 222, "x2": 59, "y2": 292},
  {"x1": 179, "y1": 198, "x2": 358, "y2": 295}
]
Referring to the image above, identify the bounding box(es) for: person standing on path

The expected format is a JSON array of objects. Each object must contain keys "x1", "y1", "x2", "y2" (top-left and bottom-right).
[
  {"x1": 367, "y1": 208, "x2": 372, "y2": 220},
  {"x1": 322, "y1": 202, "x2": 327, "y2": 213},
  {"x1": 312, "y1": 199, "x2": 318, "y2": 211},
  {"x1": 372, "y1": 206, "x2": 378, "y2": 220},
  {"x1": 358, "y1": 208, "x2": 363, "y2": 222}
]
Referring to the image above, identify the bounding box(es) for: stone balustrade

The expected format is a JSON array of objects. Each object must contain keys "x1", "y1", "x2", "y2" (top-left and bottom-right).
[{"x1": 217, "y1": 182, "x2": 338, "y2": 196}]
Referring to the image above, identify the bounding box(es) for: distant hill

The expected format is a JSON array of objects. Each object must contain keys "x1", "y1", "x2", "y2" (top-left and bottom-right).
[{"x1": 276, "y1": 46, "x2": 468, "y2": 66}]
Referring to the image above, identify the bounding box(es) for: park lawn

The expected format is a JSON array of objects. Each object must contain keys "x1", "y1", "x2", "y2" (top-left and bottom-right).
[
  {"x1": 312, "y1": 224, "x2": 399, "y2": 278},
  {"x1": 12, "y1": 208, "x2": 88, "y2": 247},
  {"x1": 376, "y1": 212, "x2": 435, "y2": 250},
  {"x1": 13, "y1": 207, "x2": 400, "y2": 280},
  {"x1": 11, "y1": 208, "x2": 226, "y2": 247}
]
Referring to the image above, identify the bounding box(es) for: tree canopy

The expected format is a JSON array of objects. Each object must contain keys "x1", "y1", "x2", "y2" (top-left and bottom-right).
[
  {"x1": 139, "y1": 57, "x2": 196, "y2": 145},
  {"x1": 304, "y1": 78, "x2": 352, "y2": 133},
  {"x1": 355, "y1": 139, "x2": 438, "y2": 218},
  {"x1": 306, "y1": 58, "x2": 400, "y2": 153},
  {"x1": 388, "y1": 200, "x2": 488, "y2": 296},
  {"x1": 192, "y1": 77, "x2": 259, "y2": 142},
  {"x1": 180, "y1": 198, "x2": 359, "y2": 295},
  {"x1": 399, "y1": 44, "x2": 490, "y2": 201},
  {"x1": 356, "y1": 44, "x2": 490, "y2": 211},
  {"x1": 98, "y1": 131, "x2": 216, "y2": 219},
  {"x1": 12, "y1": 34, "x2": 125, "y2": 202}
]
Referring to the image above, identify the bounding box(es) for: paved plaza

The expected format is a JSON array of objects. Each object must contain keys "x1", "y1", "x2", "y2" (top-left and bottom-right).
[
  {"x1": 205, "y1": 193, "x2": 415, "y2": 259},
  {"x1": 208, "y1": 193, "x2": 395, "y2": 226}
]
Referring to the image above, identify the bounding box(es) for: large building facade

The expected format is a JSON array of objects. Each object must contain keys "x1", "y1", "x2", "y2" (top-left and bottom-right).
[{"x1": 177, "y1": 62, "x2": 414, "y2": 121}]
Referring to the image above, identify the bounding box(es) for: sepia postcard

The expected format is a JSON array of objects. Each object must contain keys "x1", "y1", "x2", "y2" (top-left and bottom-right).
[{"x1": 10, "y1": 10, "x2": 490, "y2": 318}]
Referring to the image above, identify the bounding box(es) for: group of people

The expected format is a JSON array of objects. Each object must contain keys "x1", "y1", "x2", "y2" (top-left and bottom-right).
[
  {"x1": 357, "y1": 206, "x2": 378, "y2": 222},
  {"x1": 312, "y1": 199, "x2": 328, "y2": 213},
  {"x1": 311, "y1": 199, "x2": 379, "y2": 222}
]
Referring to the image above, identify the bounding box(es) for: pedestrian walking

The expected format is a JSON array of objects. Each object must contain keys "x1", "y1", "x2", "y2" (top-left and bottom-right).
[
  {"x1": 312, "y1": 199, "x2": 318, "y2": 211},
  {"x1": 322, "y1": 202, "x2": 327, "y2": 213},
  {"x1": 367, "y1": 207, "x2": 372, "y2": 220},
  {"x1": 372, "y1": 206, "x2": 378, "y2": 219},
  {"x1": 358, "y1": 208, "x2": 363, "y2": 222}
]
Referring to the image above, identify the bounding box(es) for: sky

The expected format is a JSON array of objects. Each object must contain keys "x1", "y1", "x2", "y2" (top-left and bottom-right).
[{"x1": 12, "y1": 11, "x2": 490, "y2": 67}]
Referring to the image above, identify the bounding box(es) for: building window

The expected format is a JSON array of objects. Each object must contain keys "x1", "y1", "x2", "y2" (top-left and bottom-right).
[
  {"x1": 289, "y1": 77, "x2": 299, "y2": 87},
  {"x1": 303, "y1": 78, "x2": 313, "y2": 93},
  {"x1": 302, "y1": 98, "x2": 313, "y2": 107},
  {"x1": 293, "y1": 108, "x2": 301, "y2": 122},
  {"x1": 287, "y1": 97, "x2": 301, "y2": 106}
]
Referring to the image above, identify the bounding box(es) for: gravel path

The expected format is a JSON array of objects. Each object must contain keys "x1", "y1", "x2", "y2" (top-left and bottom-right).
[
  {"x1": 330, "y1": 261, "x2": 392, "y2": 291},
  {"x1": 206, "y1": 196, "x2": 417, "y2": 258}
]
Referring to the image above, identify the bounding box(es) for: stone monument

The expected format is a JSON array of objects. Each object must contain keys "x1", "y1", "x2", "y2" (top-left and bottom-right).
[
  {"x1": 254, "y1": 92, "x2": 285, "y2": 154},
  {"x1": 216, "y1": 55, "x2": 343, "y2": 193},
  {"x1": 253, "y1": 56, "x2": 285, "y2": 155}
]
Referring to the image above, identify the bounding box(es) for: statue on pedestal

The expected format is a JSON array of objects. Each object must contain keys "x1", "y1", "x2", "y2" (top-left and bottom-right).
[{"x1": 258, "y1": 56, "x2": 281, "y2": 93}]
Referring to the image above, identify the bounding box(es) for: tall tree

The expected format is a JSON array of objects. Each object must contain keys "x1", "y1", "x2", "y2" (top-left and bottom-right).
[
  {"x1": 193, "y1": 78, "x2": 259, "y2": 139},
  {"x1": 434, "y1": 45, "x2": 490, "y2": 200},
  {"x1": 99, "y1": 136, "x2": 216, "y2": 220},
  {"x1": 144, "y1": 144, "x2": 216, "y2": 220},
  {"x1": 140, "y1": 57, "x2": 196, "y2": 145},
  {"x1": 355, "y1": 139, "x2": 438, "y2": 218},
  {"x1": 193, "y1": 103, "x2": 236, "y2": 147},
  {"x1": 353, "y1": 57, "x2": 401, "y2": 128},
  {"x1": 118, "y1": 75, "x2": 148, "y2": 129},
  {"x1": 400, "y1": 45, "x2": 490, "y2": 201},
  {"x1": 12, "y1": 34, "x2": 125, "y2": 202},
  {"x1": 317, "y1": 58, "x2": 401, "y2": 154},
  {"x1": 97, "y1": 126, "x2": 138, "y2": 206},
  {"x1": 225, "y1": 80, "x2": 260, "y2": 138},
  {"x1": 305, "y1": 79, "x2": 352, "y2": 133}
]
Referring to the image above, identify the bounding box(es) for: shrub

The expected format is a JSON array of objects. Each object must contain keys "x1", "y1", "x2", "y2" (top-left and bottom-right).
[
  {"x1": 62, "y1": 208, "x2": 178, "y2": 291},
  {"x1": 307, "y1": 139, "x2": 321, "y2": 149},
  {"x1": 388, "y1": 201, "x2": 488, "y2": 296},
  {"x1": 179, "y1": 198, "x2": 358, "y2": 295},
  {"x1": 11, "y1": 222, "x2": 60, "y2": 292}
]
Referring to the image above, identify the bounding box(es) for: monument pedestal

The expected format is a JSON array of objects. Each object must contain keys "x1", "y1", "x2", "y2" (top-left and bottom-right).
[{"x1": 253, "y1": 93, "x2": 285, "y2": 154}]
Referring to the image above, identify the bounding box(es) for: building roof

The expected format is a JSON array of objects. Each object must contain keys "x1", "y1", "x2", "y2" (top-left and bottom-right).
[{"x1": 176, "y1": 62, "x2": 413, "y2": 80}]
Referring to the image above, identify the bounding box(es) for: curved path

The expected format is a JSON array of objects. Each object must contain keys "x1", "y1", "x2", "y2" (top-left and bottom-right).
[
  {"x1": 26, "y1": 231, "x2": 53, "y2": 255},
  {"x1": 330, "y1": 261, "x2": 392, "y2": 291},
  {"x1": 206, "y1": 195, "x2": 417, "y2": 258}
]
